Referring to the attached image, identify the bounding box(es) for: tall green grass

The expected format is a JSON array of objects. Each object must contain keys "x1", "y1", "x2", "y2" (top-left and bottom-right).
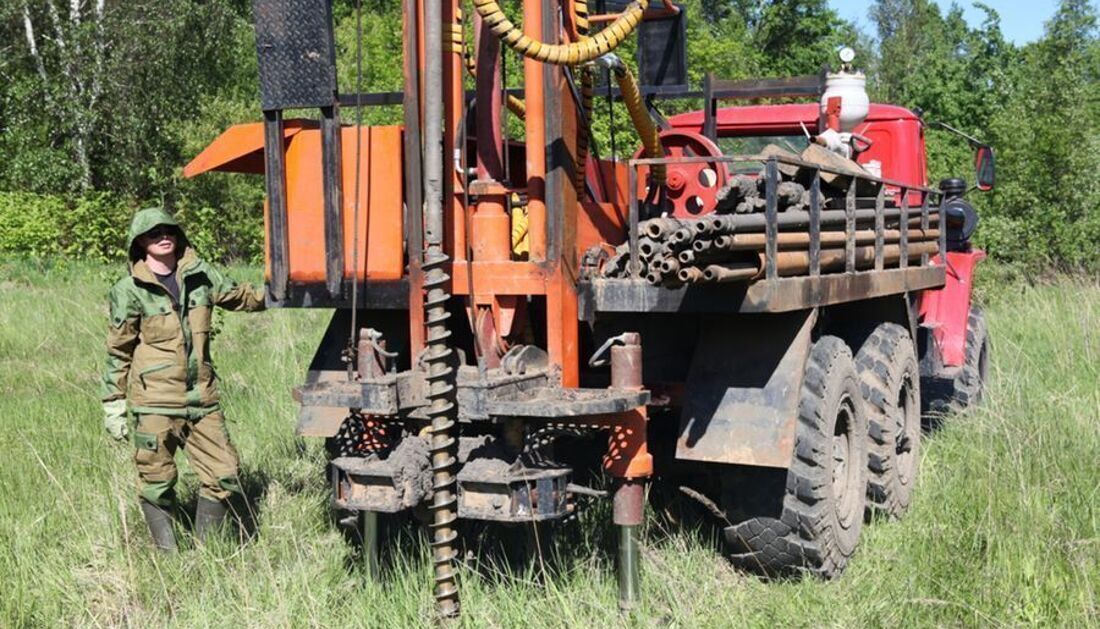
[{"x1": 1, "y1": 257, "x2": 1096, "y2": 627}]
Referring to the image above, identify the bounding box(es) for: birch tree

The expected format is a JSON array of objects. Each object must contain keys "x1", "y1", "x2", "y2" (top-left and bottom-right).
[{"x1": 20, "y1": 0, "x2": 107, "y2": 191}]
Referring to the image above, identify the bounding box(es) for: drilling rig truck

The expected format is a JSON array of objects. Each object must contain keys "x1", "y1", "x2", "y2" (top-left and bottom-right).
[{"x1": 184, "y1": 0, "x2": 994, "y2": 617}]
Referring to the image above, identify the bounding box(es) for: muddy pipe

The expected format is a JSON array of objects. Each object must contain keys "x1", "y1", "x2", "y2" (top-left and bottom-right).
[
  {"x1": 707, "y1": 207, "x2": 939, "y2": 234},
  {"x1": 702, "y1": 261, "x2": 759, "y2": 283},
  {"x1": 643, "y1": 218, "x2": 683, "y2": 239},
  {"x1": 714, "y1": 228, "x2": 940, "y2": 251}
]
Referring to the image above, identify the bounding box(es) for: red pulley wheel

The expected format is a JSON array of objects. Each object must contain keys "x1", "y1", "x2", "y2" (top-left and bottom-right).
[{"x1": 634, "y1": 130, "x2": 730, "y2": 218}]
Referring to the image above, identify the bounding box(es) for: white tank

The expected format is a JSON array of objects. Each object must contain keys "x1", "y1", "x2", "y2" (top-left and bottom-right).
[{"x1": 821, "y1": 70, "x2": 869, "y2": 132}]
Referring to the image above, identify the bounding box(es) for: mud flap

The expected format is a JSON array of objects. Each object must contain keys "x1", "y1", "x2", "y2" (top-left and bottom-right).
[{"x1": 676, "y1": 309, "x2": 816, "y2": 468}]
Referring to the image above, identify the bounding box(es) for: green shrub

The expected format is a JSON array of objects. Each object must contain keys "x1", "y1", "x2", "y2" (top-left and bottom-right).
[
  {"x1": 0, "y1": 192, "x2": 140, "y2": 262},
  {"x1": 57, "y1": 193, "x2": 135, "y2": 262},
  {"x1": 0, "y1": 191, "x2": 264, "y2": 264},
  {"x1": 0, "y1": 193, "x2": 66, "y2": 257}
]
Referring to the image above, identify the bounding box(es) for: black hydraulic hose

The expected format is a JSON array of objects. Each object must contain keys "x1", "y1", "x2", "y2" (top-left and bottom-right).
[
  {"x1": 599, "y1": 55, "x2": 665, "y2": 185},
  {"x1": 573, "y1": 0, "x2": 593, "y2": 201},
  {"x1": 346, "y1": 0, "x2": 365, "y2": 379}
]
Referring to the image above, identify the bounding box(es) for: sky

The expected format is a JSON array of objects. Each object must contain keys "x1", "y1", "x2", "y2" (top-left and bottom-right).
[{"x1": 827, "y1": 0, "x2": 1089, "y2": 44}]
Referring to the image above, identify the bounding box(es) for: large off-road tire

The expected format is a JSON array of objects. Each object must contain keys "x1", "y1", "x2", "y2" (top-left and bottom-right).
[
  {"x1": 951, "y1": 306, "x2": 989, "y2": 410},
  {"x1": 855, "y1": 323, "x2": 921, "y2": 519},
  {"x1": 722, "y1": 336, "x2": 869, "y2": 579}
]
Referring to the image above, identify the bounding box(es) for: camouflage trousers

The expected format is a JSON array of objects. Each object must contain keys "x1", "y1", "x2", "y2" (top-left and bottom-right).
[{"x1": 133, "y1": 411, "x2": 242, "y2": 506}]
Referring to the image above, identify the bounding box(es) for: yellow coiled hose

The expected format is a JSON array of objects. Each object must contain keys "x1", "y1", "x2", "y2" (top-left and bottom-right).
[
  {"x1": 610, "y1": 61, "x2": 666, "y2": 185},
  {"x1": 573, "y1": 0, "x2": 594, "y2": 200},
  {"x1": 472, "y1": 0, "x2": 649, "y2": 65},
  {"x1": 470, "y1": 0, "x2": 665, "y2": 189},
  {"x1": 450, "y1": 11, "x2": 528, "y2": 119}
]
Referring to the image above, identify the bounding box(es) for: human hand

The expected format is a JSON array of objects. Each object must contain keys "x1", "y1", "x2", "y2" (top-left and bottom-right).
[{"x1": 102, "y1": 399, "x2": 129, "y2": 441}]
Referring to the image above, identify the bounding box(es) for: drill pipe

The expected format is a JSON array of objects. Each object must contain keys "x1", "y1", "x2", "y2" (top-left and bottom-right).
[
  {"x1": 423, "y1": 0, "x2": 459, "y2": 614},
  {"x1": 702, "y1": 261, "x2": 760, "y2": 283},
  {"x1": 637, "y1": 237, "x2": 663, "y2": 258},
  {"x1": 668, "y1": 227, "x2": 693, "y2": 246},
  {"x1": 689, "y1": 231, "x2": 932, "y2": 265},
  {"x1": 651, "y1": 241, "x2": 940, "y2": 286},
  {"x1": 677, "y1": 267, "x2": 705, "y2": 283},
  {"x1": 705, "y1": 229, "x2": 940, "y2": 252},
  {"x1": 646, "y1": 258, "x2": 665, "y2": 276},
  {"x1": 642, "y1": 210, "x2": 939, "y2": 241},
  {"x1": 771, "y1": 241, "x2": 939, "y2": 276},
  {"x1": 643, "y1": 218, "x2": 684, "y2": 239},
  {"x1": 708, "y1": 208, "x2": 938, "y2": 233}
]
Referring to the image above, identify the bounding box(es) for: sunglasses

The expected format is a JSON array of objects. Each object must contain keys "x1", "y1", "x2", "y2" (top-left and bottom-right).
[{"x1": 144, "y1": 226, "x2": 177, "y2": 240}]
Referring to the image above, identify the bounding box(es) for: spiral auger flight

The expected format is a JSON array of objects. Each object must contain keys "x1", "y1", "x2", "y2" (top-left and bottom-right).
[{"x1": 422, "y1": 246, "x2": 461, "y2": 617}]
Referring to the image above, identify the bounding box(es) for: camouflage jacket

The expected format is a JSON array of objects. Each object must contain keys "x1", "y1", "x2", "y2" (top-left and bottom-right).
[{"x1": 101, "y1": 246, "x2": 265, "y2": 418}]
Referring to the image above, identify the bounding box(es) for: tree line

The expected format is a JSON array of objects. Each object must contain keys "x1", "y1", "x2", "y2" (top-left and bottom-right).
[{"x1": 0, "y1": 0, "x2": 1097, "y2": 270}]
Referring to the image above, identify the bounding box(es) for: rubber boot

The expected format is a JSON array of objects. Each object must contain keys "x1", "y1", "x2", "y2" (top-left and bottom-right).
[
  {"x1": 140, "y1": 499, "x2": 178, "y2": 552},
  {"x1": 194, "y1": 497, "x2": 229, "y2": 543}
]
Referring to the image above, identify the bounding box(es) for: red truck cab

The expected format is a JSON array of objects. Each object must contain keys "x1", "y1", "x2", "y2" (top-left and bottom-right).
[
  {"x1": 667, "y1": 101, "x2": 986, "y2": 380},
  {"x1": 667, "y1": 103, "x2": 929, "y2": 189}
]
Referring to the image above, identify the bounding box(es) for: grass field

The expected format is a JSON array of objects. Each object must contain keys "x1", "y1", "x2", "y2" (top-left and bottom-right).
[{"x1": 0, "y1": 258, "x2": 1097, "y2": 627}]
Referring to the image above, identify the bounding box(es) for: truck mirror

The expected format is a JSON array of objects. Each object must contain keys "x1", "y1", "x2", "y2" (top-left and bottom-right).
[{"x1": 975, "y1": 145, "x2": 995, "y2": 192}]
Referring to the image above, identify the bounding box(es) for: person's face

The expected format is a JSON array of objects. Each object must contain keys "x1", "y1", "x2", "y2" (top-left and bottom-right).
[{"x1": 139, "y1": 225, "x2": 178, "y2": 257}]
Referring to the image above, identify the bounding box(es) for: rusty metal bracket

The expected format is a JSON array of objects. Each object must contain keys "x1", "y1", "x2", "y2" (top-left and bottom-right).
[
  {"x1": 457, "y1": 461, "x2": 571, "y2": 522},
  {"x1": 501, "y1": 345, "x2": 550, "y2": 375},
  {"x1": 332, "y1": 455, "x2": 417, "y2": 513},
  {"x1": 487, "y1": 387, "x2": 650, "y2": 418},
  {"x1": 295, "y1": 377, "x2": 400, "y2": 413},
  {"x1": 588, "y1": 332, "x2": 633, "y2": 367}
]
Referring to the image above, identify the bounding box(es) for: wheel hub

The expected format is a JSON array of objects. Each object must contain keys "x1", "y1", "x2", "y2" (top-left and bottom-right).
[
  {"x1": 634, "y1": 130, "x2": 729, "y2": 218},
  {"x1": 831, "y1": 398, "x2": 859, "y2": 529},
  {"x1": 895, "y1": 378, "x2": 917, "y2": 486}
]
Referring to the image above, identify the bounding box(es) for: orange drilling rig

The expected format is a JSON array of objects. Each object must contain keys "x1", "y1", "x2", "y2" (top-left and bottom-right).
[{"x1": 186, "y1": 0, "x2": 994, "y2": 617}]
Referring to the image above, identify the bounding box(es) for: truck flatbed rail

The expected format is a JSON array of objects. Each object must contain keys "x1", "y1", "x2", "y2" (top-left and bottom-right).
[{"x1": 580, "y1": 265, "x2": 945, "y2": 318}]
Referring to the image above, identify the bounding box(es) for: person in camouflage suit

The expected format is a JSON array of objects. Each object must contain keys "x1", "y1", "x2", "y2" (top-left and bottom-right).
[{"x1": 102, "y1": 207, "x2": 265, "y2": 551}]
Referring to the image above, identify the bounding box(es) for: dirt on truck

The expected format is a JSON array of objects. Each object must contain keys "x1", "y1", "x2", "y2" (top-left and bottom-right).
[{"x1": 185, "y1": 0, "x2": 994, "y2": 618}]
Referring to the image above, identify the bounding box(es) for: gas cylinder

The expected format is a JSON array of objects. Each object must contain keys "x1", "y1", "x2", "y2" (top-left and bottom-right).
[{"x1": 821, "y1": 48, "x2": 869, "y2": 133}]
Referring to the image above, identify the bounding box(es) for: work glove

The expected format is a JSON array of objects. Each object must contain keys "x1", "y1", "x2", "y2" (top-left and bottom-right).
[{"x1": 102, "y1": 399, "x2": 129, "y2": 441}]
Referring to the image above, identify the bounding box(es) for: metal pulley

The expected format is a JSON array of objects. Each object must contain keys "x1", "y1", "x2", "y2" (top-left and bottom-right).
[{"x1": 635, "y1": 130, "x2": 729, "y2": 218}]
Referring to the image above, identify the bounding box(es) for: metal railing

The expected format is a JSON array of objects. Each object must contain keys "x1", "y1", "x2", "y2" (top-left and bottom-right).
[{"x1": 625, "y1": 154, "x2": 946, "y2": 283}]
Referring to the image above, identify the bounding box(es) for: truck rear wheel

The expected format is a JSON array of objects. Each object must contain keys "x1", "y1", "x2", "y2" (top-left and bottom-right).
[
  {"x1": 721, "y1": 336, "x2": 868, "y2": 579},
  {"x1": 856, "y1": 323, "x2": 920, "y2": 518},
  {"x1": 952, "y1": 306, "x2": 989, "y2": 410}
]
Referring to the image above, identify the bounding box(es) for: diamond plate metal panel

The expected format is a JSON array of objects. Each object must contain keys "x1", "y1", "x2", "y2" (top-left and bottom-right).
[
  {"x1": 637, "y1": 6, "x2": 687, "y2": 89},
  {"x1": 253, "y1": 0, "x2": 338, "y2": 110}
]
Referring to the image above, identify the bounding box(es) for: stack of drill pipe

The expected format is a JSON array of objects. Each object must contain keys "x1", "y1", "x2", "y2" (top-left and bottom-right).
[
  {"x1": 624, "y1": 212, "x2": 940, "y2": 287},
  {"x1": 715, "y1": 175, "x2": 821, "y2": 214}
]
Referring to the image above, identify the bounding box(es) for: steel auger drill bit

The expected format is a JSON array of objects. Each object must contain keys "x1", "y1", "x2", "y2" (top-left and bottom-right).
[
  {"x1": 423, "y1": 0, "x2": 460, "y2": 614},
  {"x1": 423, "y1": 247, "x2": 460, "y2": 616}
]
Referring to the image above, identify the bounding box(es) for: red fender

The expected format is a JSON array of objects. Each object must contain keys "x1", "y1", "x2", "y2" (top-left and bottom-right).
[{"x1": 918, "y1": 250, "x2": 986, "y2": 367}]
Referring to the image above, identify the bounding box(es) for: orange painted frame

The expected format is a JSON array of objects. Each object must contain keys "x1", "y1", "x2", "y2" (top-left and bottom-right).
[{"x1": 184, "y1": 122, "x2": 405, "y2": 283}]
